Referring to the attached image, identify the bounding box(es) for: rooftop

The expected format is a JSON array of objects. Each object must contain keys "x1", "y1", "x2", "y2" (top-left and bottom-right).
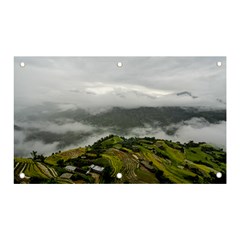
[
  {"x1": 60, "y1": 173, "x2": 73, "y2": 179},
  {"x1": 90, "y1": 164, "x2": 104, "y2": 172},
  {"x1": 65, "y1": 165, "x2": 77, "y2": 172}
]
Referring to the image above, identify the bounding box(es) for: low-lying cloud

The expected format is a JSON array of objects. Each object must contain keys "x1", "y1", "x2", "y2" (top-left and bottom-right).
[
  {"x1": 15, "y1": 129, "x2": 60, "y2": 157},
  {"x1": 15, "y1": 120, "x2": 95, "y2": 134},
  {"x1": 175, "y1": 121, "x2": 226, "y2": 148},
  {"x1": 127, "y1": 120, "x2": 226, "y2": 149},
  {"x1": 14, "y1": 117, "x2": 226, "y2": 157}
]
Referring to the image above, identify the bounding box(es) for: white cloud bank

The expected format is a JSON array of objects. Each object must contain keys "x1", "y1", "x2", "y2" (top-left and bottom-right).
[
  {"x1": 127, "y1": 119, "x2": 226, "y2": 149},
  {"x1": 14, "y1": 119, "x2": 226, "y2": 157}
]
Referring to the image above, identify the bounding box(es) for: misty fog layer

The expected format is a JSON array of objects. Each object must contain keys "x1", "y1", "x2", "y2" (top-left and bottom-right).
[
  {"x1": 127, "y1": 119, "x2": 226, "y2": 148},
  {"x1": 14, "y1": 57, "x2": 226, "y2": 157},
  {"x1": 14, "y1": 109, "x2": 226, "y2": 157}
]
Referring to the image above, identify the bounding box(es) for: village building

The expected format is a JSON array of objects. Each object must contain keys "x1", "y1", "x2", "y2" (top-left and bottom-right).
[
  {"x1": 65, "y1": 165, "x2": 77, "y2": 173},
  {"x1": 89, "y1": 164, "x2": 104, "y2": 174},
  {"x1": 60, "y1": 173, "x2": 73, "y2": 179}
]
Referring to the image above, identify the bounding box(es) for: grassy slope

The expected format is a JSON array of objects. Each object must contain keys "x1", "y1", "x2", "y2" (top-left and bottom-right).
[
  {"x1": 14, "y1": 158, "x2": 75, "y2": 183},
  {"x1": 14, "y1": 136, "x2": 226, "y2": 184},
  {"x1": 45, "y1": 147, "x2": 86, "y2": 165},
  {"x1": 14, "y1": 158, "x2": 57, "y2": 179},
  {"x1": 102, "y1": 151, "x2": 123, "y2": 176},
  {"x1": 101, "y1": 136, "x2": 123, "y2": 147}
]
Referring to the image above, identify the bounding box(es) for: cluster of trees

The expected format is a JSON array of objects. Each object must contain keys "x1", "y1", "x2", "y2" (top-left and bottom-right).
[
  {"x1": 29, "y1": 177, "x2": 58, "y2": 184},
  {"x1": 68, "y1": 158, "x2": 91, "y2": 167},
  {"x1": 30, "y1": 151, "x2": 45, "y2": 162},
  {"x1": 155, "y1": 151, "x2": 170, "y2": 160},
  {"x1": 155, "y1": 170, "x2": 172, "y2": 183},
  {"x1": 165, "y1": 141, "x2": 184, "y2": 152},
  {"x1": 215, "y1": 153, "x2": 226, "y2": 163},
  {"x1": 185, "y1": 174, "x2": 200, "y2": 183},
  {"x1": 184, "y1": 163, "x2": 204, "y2": 176},
  {"x1": 207, "y1": 171, "x2": 226, "y2": 184},
  {"x1": 122, "y1": 137, "x2": 139, "y2": 149},
  {"x1": 200, "y1": 146, "x2": 226, "y2": 163},
  {"x1": 51, "y1": 150, "x2": 61, "y2": 156},
  {"x1": 201, "y1": 145, "x2": 216, "y2": 152},
  {"x1": 143, "y1": 137, "x2": 156, "y2": 142},
  {"x1": 193, "y1": 160, "x2": 215, "y2": 169},
  {"x1": 192, "y1": 171, "x2": 227, "y2": 184},
  {"x1": 71, "y1": 173, "x2": 94, "y2": 183},
  {"x1": 57, "y1": 159, "x2": 65, "y2": 167},
  {"x1": 102, "y1": 166, "x2": 114, "y2": 183},
  {"x1": 185, "y1": 141, "x2": 199, "y2": 148}
]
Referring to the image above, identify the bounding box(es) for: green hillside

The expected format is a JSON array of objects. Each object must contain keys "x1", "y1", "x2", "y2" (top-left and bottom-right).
[{"x1": 14, "y1": 135, "x2": 226, "y2": 184}]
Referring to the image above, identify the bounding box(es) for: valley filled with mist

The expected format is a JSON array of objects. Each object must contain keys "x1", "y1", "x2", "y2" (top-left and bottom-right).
[{"x1": 14, "y1": 104, "x2": 226, "y2": 157}]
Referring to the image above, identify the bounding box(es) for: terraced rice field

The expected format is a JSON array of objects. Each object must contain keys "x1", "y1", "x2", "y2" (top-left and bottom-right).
[
  {"x1": 102, "y1": 150, "x2": 123, "y2": 176},
  {"x1": 111, "y1": 149, "x2": 139, "y2": 183},
  {"x1": 14, "y1": 158, "x2": 58, "y2": 179},
  {"x1": 45, "y1": 147, "x2": 86, "y2": 165},
  {"x1": 14, "y1": 136, "x2": 226, "y2": 184}
]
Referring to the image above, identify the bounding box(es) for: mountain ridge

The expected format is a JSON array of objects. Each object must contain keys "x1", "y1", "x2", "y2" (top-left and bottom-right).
[{"x1": 14, "y1": 135, "x2": 226, "y2": 184}]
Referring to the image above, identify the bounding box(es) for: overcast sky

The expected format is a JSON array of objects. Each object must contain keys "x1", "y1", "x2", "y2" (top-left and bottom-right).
[{"x1": 14, "y1": 57, "x2": 226, "y2": 111}]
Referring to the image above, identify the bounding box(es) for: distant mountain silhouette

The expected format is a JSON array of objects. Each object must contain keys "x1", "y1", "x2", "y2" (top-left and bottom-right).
[{"x1": 176, "y1": 91, "x2": 198, "y2": 99}]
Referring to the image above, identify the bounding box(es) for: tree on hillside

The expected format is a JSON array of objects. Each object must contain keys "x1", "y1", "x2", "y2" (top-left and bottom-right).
[
  {"x1": 57, "y1": 159, "x2": 65, "y2": 167},
  {"x1": 155, "y1": 170, "x2": 172, "y2": 183},
  {"x1": 38, "y1": 154, "x2": 45, "y2": 162},
  {"x1": 102, "y1": 166, "x2": 114, "y2": 183},
  {"x1": 30, "y1": 151, "x2": 37, "y2": 160},
  {"x1": 30, "y1": 151, "x2": 45, "y2": 162}
]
